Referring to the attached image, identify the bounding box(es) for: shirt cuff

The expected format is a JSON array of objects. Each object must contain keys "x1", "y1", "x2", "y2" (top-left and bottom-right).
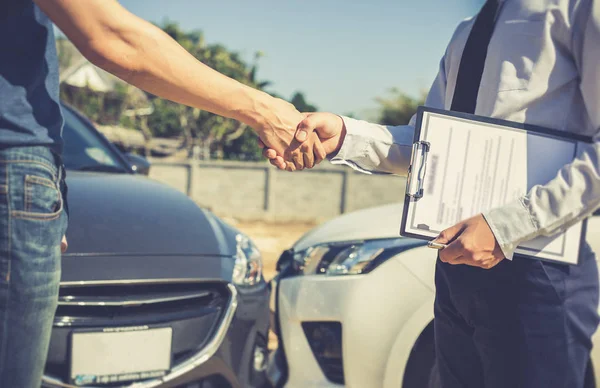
[
  {"x1": 482, "y1": 198, "x2": 539, "y2": 260},
  {"x1": 329, "y1": 116, "x2": 373, "y2": 174}
]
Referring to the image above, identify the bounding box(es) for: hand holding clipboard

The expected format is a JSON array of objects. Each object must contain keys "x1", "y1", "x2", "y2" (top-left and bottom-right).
[{"x1": 400, "y1": 107, "x2": 592, "y2": 266}]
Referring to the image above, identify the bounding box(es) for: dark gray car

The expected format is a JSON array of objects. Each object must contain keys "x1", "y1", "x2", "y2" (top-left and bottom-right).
[{"x1": 42, "y1": 105, "x2": 270, "y2": 388}]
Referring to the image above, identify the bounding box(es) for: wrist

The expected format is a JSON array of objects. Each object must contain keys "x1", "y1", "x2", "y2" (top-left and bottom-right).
[
  {"x1": 230, "y1": 87, "x2": 272, "y2": 131},
  {"x1": 328, "y1": 116, "x2": 347, "y2": 157}
]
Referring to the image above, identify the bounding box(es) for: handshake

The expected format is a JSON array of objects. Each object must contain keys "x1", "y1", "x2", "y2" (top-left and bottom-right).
[{"x1": 253, "y1": 99, "x2": 347, "y2": 171}]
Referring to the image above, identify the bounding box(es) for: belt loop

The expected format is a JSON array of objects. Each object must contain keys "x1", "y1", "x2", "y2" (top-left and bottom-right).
[
  {"x1": 60, "y1": 164, "x2": 69, "y2": 219},
  {"x1": 57, "y1": 162, "x2": 63, "y2": 184},
  {"x1": 52, "y1": 151, "x2": 62, "y2": 182},
  {"x1": 52, "y1": 151, "x2": 69, "y2": 218}
]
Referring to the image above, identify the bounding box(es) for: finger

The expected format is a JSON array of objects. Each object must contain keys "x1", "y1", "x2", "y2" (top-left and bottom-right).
[
  {"x1": 301, "y1": 152, "x2": 315, "y2": 169},
  {"x1": 285, "y1": 161, "x2": 296, "y2": 172},
  {"x1": 314, "y1": 138, "x2": 327, "y2": 165},
  {"x1": 470, "y1": 253, "x2": 501, "y2": 269},
  {"x1": 301, "y1": 139, "x2": 315, "y2": 169},
  {"x1": 276, "y1": 156, "x2": 286, "y2": 169},
  {"x1": 303, "y1": 150, "x2": 313, "y2": 169},
  {"x1": 433, "y1": 223, "x2": 465, "y2": 245},
  {"x1": 262, "y1": 148, "x2": 278, "y2": 159},
  {"x1": 439, "y1": 237, "x2": 466, "y2": 263},
  {"x1": 291, "y1": 150, "x2": 304, "y2": 170},
  {"x1": 268, "y1": 158, "x2": 280, "y2": 169},
  {"x1": 447, "y1": 256, "x2": 470, "y2": 266},
  {"x1": 270, "y1": 156, "x2": 286, "y2": 170},
  {"x1": 284, "y1": 139, "x2": 301, "y2": 162},
  {"x1": 61, "y1": 235, "x2": 68, "y2": 253},
  {"x1": 296, "y1": 114, "x2": 320, "y2": 142}
]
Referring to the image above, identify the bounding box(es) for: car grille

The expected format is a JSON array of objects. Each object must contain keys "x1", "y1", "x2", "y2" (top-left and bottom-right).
[
  {"x1": 44, "y1": 280, "x2": 233, "y2": 386},
  {"x1": 54, "y1": 281, "x2": 227, "y2": 326}
]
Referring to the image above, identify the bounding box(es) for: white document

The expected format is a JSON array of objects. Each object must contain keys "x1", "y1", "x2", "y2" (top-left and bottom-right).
[{"x1": 402, "y1": 108, "x2": 586, "y2": 265}]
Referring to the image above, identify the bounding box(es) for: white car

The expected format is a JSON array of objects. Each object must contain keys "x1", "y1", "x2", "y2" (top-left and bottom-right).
[{"x1": 267, "y1": 203, "x2": 600, "y2": 388}]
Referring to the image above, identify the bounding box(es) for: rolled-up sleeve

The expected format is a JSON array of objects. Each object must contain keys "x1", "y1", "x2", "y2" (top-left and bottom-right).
[
  {"x1": 330, "y1": 54, "x2": 449, "y2": 176},
  {"x1": 483, "y1": 0, "x2": 600, "y2": 259}
]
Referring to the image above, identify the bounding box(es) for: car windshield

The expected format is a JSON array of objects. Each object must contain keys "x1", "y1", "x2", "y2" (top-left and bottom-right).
[{"x1": 61, "y1": 106, "x2": 128, "y2": 173}]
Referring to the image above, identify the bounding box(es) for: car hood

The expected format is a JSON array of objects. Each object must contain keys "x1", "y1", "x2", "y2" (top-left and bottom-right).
[
  {"x1": 64, "y1": 171, "x2": 237, "y2": 256},
  {"x1": 293, "y1": 203, "x2": 405, "y2": 252}
]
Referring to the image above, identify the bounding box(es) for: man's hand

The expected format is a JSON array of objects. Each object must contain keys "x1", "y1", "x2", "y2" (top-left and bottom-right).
[
  {"x1": 253, "y1": 100, "x2": 326, "y2": 171},
  {"x1": 434, "y1": 214, "x2": 505, "y2": 269},
  {"x1": 61, "y1": 235, "x2": 68, "y2": 253},
  {"x1": 261, "y1": 112, "x2": 347, "y2": 170}
]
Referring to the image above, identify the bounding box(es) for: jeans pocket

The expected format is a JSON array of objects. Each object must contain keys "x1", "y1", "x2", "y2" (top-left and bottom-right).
[{"x1": 12, "y1": 174, "x2": 63, "y2": 221}]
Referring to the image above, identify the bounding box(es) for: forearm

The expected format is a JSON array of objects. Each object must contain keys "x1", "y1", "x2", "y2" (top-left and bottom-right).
[
  {"x1": 37, "y1": 0, "x2": 282, "y2": 133},
  {"x1": 330, "y1": 117, "x2": 415, "y2": 175},
  {"x1": 87, "y1": 23, "x2": 272, "y2": 128},
  {"x1": 484, "y1": 142, "x2": 600, "y2": 258}
]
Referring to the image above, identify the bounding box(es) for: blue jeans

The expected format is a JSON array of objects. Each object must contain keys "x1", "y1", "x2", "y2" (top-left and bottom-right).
[
  {"x1": 0, "y1": 146, "x2": 67, "y2": 387},
  {"x1": 434, "y1": 244, "x2": 600, "y2": 388}
]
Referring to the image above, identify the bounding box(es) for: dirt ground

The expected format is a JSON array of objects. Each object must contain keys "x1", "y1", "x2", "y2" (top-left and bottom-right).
[{"x1": 225, "y1": 219, "x2": 318, "y2": 350}]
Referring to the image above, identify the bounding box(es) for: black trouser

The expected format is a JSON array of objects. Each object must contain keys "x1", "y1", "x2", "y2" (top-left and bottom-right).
[{"x1": 434, "y1": 243, "x2": 599, "y2": 388}]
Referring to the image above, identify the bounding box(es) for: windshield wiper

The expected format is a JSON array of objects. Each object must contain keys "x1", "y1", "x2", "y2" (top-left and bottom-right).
[{"x1": 76, "y1": 164, "x2": 128, "y2": 173}]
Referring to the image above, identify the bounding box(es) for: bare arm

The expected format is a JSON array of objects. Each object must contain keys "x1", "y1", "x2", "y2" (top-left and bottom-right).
[{"x1": 36, "y1": 0, "x2": 302, "y2": 157}]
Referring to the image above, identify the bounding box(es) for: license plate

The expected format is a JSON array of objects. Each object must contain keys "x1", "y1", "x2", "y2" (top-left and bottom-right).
[{"x1": 70, "y1": 326, "x2": 172, "y2": 386}]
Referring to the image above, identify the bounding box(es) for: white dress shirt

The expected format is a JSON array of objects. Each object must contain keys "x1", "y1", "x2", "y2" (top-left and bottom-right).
[{"x1": 331, "y1": 0, "x2": 600, "y2": 260}]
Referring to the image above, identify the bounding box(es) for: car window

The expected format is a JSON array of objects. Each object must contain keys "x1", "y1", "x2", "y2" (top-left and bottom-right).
[{"x1": 61, "y1": 107, "x2": 128, "y2": 172}]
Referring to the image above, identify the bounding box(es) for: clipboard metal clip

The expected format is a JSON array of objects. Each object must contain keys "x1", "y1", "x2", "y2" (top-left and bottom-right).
[{"x1": 406, "y1": 140, "x2": 430, "y2": 199}]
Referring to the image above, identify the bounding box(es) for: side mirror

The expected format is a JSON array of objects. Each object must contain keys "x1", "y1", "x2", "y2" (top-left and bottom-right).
[{"x1": 125, "y1": 153, "x2": 151, "y2": 176}]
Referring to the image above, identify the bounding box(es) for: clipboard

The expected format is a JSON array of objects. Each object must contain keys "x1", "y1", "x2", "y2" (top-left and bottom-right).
[{"x1": 400, "y1": 106, "x2": 593, "y2": 265}]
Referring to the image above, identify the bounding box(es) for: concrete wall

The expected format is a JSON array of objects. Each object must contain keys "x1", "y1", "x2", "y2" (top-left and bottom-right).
[{"x1": 149, "y1": 159, "x2": 406, "y2": 222}]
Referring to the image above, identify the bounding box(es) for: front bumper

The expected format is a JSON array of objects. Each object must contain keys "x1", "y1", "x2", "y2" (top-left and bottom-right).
[
  {"x1": 43, "y1": 281, "x2": 270, "y2": 388},
  {"x1": 268, "y1": 256, "x2": 434, "y2": 388}
]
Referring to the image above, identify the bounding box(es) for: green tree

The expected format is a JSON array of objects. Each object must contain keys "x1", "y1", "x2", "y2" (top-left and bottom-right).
[
  {"x1": 376, "y1": 88, "x2": 426, "y2": 126},
  {"x1": 143, "y1": 99, "x2": 182, "y2": 138},
  {"x1": 145, "y1": 22, "x2": 272, "y2": 160},
  {"x1": 289, "y1": 91, "x2": 318, "y2": 113},
  {"x1": 58, "y1": 23, "x2": 320, "y2": 161}
]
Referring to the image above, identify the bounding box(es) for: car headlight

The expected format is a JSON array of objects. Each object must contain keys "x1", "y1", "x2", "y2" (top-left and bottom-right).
[
  {"x1": 291, "y1": 238, "x2": 426, "y2": 276},
  {"x1": 233, "y1": 234, "x2": 263, "y2": 286}
]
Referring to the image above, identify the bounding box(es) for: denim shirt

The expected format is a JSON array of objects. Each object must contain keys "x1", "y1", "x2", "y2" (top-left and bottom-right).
[{"x1": 331, "y1": 0, "x2": 600, "y2": 259}]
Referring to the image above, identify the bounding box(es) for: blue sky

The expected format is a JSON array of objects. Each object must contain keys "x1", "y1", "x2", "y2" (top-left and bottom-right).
[{"x1": 116, "y1": 1, "x2": 482, "y2": 118}]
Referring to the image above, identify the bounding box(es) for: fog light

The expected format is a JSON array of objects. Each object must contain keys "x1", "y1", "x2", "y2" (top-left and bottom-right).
[
  {"x1": 253, "y1": 346, "x2": 268, "y2": 372},
  {"x1": 302, "y1": 321, "x2": 344, "y2": 384}
]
